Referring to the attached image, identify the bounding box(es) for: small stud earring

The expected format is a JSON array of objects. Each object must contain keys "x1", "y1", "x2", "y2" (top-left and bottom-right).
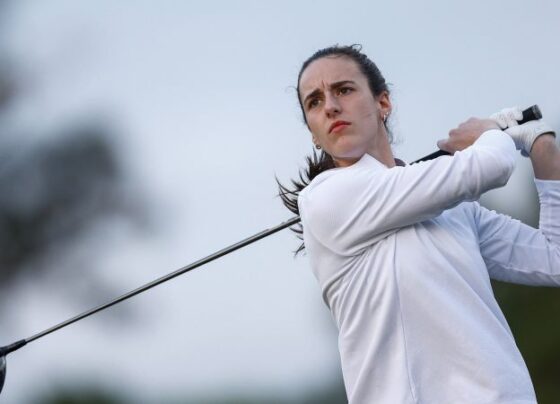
[
  {"x1": 383, "y1": 113, "x2": 389, "y2": 123},
  {"x1": 315, "y1": 144, "x2": 322, "y2": 150}
]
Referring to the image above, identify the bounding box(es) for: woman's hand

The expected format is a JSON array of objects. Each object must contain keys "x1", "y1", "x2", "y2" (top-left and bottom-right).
[{"x1": 437, "y1": 118, "x2": 500, "y2": 154}]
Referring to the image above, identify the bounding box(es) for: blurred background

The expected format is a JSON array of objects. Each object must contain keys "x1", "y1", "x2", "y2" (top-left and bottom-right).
[{"x1": 0, "y1": 0, "x2": 559, "y2": 403}]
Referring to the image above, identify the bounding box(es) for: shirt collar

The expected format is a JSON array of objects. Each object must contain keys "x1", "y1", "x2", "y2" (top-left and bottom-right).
[
  {"x1": 311, "y1": 153, "x2": 402, "y2": 185},
  {"x1": 357, "y1": 153, "x2": 405, "y2": 170}
]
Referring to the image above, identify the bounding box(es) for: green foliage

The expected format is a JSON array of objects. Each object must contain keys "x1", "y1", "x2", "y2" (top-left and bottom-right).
[
  {"x1": 492, "y1": 281, "x2": 560, "y2": 404},
  {"x1": 32, "y1": 386, "x2": 128, "y2": 404},
  {"x1": 0, "y1": 129, "x2": 122, "y2": 285},
  {"x1": 29, "y1": 381, "x2": 347, "y2": 404}
]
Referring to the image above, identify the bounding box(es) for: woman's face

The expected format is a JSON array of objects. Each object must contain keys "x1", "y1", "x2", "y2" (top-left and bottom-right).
[{"x1": 298, "y1": 56, "x2": 391, "y2": 167}]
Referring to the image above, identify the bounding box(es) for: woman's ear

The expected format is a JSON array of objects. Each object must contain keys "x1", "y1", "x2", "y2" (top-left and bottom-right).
[{"x1": 377, "y1": 91, "x2": 392, "y2": 117}]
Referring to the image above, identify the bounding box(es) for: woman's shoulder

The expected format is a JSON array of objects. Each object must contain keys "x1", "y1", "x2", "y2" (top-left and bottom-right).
[{"x1": 299, "y1": 153, "x2": 387, "y2": 207}]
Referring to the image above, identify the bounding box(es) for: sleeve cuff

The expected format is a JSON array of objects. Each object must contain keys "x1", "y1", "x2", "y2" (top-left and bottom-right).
[{"x1": 535, "y1": 178, "x2": 560, "y2": 200}]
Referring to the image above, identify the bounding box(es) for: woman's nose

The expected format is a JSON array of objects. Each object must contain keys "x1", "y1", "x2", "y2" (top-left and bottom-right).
[{"x1": 324, "y1": 93, "x2": 341, "y2": 116}]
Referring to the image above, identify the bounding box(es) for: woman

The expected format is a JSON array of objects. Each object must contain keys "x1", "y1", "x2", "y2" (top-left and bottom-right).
[{"x1": 278, "y1": 44, "x2": 560, "y2": 403}]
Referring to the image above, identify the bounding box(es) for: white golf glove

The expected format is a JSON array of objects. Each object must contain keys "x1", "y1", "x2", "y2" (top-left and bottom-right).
[{"x1": 490, "y1": 106, "x2": 555, "y2": 157}]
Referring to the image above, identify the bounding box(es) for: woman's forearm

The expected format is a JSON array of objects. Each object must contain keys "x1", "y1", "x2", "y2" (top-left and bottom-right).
[{"x1": 530, "y1": 134, "x2": 560, "y2": 180}]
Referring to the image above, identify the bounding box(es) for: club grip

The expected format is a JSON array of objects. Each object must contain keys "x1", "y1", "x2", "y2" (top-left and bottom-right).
[
  {"x1": 412, "y1": 105, "x2": 541, "y2": 164},
  {"x1": 519, "y1": 104, "x2": 542, "y2": 125}
]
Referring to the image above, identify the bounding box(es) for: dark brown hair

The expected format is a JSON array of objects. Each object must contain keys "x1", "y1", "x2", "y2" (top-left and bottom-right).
[{"x1": 277, "y1": 44, "x2": 390, "y2": 255}]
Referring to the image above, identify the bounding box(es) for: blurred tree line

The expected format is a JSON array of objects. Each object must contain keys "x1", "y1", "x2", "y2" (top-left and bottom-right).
[
  {"x1": 31, "y1": 381, "x2": 347, "y2": 404},
  {"x1": 0, "y1": 2, "x2": 143, "y2": 293},
  {"x1": 0, "y1": 2, "x2": 147, "y2": 403},
  {"x1": 0, "y1": 3, "x2": 347, "y2": 402},
  {"x1": 0, "y1": 69, "x2": 147, "y2": 309}
]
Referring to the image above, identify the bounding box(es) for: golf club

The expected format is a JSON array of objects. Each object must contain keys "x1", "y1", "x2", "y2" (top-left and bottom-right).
[{"x1": 0, "y1": 105, "x2": 542, "y2": 395}]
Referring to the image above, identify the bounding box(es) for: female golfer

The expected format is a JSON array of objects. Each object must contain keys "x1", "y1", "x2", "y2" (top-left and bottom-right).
[{"x1": 279, "y1": 45, "x2": 560, "y2": 403}]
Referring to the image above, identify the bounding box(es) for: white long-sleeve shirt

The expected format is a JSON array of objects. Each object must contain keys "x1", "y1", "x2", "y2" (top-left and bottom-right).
[{"x1": 298, "y1": 130, "x2": 560, "y2": 404}]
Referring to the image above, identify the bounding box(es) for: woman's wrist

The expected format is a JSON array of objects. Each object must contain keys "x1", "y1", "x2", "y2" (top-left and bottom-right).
[{"x1": 530, "y1": 134, "x2": 560, "y2": 180}]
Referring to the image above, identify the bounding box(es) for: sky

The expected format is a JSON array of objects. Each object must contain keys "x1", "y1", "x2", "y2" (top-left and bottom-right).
[{"x1": 1, "y1": 0, "x2": 560, "y2": 402}]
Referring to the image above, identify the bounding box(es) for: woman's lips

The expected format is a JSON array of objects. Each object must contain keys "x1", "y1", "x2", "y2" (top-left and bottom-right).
[{"x1": 329, "y1": 121, "x2": 351, "y2": 133}]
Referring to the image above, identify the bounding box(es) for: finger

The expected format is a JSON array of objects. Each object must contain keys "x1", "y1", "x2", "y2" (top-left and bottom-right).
[
  {"x1": 508, "y1": 106, "x2": 523, "y2": 122},
  {"x1": 437, "y1": 139, "x2": 451, "y2": 152},
  {"x1": 448, "y1": 127, "x2": 459, "y2": 137},
  {"x1": 504, "y1": 108, "x2": 520, "y2": 128},
  {"x1": 490, "y1": 112, "x2": 508, "y2": 129}
]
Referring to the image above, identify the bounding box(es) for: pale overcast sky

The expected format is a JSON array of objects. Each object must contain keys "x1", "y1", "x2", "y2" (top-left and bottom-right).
[{"x1": 1, "y1": 0, "x2": 560, "y2": 402}]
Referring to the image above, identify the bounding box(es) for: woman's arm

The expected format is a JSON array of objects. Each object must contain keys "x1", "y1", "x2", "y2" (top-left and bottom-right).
[
  {"x1": 475, "y1": 178, "x2": 560, "y2": 286},
  {"x1": 299, "y1": 122, "x2": 517, "y2": 256},
  {"x1": 480, "y1": 128, "x2": 560, "y2": 286}
]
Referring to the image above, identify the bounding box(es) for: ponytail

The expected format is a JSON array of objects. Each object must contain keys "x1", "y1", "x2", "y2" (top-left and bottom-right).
[{"x1": 276, "y1": 150, "x2": 335, "y2": 255}]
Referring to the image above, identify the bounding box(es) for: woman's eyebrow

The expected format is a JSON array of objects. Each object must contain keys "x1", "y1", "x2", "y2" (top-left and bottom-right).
[
  {"x1": 330, "y1": 80, "x2": 356, "y2": 90},
  {"x1": 303, "y1": 80, "x2": 356, "y2": 105}
]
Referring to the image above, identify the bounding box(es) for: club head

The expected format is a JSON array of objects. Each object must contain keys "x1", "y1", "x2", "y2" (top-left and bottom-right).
[{"x1": 0, "y1": 355, "x2": 6, "y2": 394}]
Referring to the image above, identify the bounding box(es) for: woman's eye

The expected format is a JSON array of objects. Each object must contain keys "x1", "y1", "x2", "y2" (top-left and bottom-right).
[
  {"x1": 338, "y1": 87, "x2": 353, "y2": 95},
  {"x1": 308, "y1": 99, "x2": 320, "y2": 109}
]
